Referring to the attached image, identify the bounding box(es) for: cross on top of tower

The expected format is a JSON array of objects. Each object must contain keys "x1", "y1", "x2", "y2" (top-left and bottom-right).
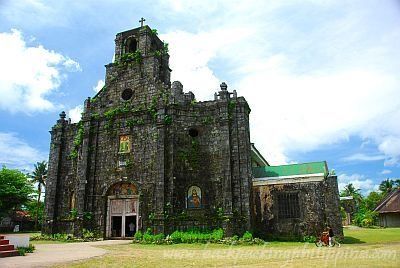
[{"x1": 139, "y1": 17, "x2": 146, "y2": 27}]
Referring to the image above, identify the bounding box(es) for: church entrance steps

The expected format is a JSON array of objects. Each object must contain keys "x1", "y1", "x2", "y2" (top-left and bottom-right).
[
  {"x1": 0, "y1": 235, "x2": 19, "y2": 258},
  {"x1": 0, "y1": 239, "x2": 10, "y2": 245}
]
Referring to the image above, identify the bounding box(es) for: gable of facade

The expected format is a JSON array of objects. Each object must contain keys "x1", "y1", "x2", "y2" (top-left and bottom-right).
[{"x1": 44, "y1": 25, "x2": 254, "y2": 237}]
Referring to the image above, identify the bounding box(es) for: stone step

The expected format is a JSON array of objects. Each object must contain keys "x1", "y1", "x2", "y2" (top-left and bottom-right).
[
  {"x1": 0, "y1": 250, "x2": 19, "y2": 258},
  {"x1": 0, "y1": 239, "x2": 10, "y2": 245},
  {"x1": 0, "y1": 244, "x2": 15, "y2": 251}
]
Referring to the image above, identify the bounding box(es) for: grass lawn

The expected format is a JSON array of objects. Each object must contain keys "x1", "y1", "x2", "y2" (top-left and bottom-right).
[{"x1": 53, "y1": 227, "x2": 400, "y2": 268}]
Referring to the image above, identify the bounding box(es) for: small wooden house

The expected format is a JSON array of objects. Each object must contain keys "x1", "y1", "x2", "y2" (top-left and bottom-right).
[{"x1": 374, "y1": 189, "x2": 400, "y2": 227}]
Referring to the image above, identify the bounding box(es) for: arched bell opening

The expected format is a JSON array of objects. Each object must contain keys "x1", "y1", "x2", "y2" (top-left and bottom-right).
[{"x1": 125, "y1": 37, "x2": 138, "y2": 54}]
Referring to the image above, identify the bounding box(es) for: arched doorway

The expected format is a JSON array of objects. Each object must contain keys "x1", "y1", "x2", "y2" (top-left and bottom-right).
[{"x1": 106, "y1": 182, "x2": 139, "y2": 238}]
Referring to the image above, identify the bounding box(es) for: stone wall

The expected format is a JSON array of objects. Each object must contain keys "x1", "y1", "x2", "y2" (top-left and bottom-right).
[{"x1": 253, "y1": 176, "x2": 343, "y2": 239}]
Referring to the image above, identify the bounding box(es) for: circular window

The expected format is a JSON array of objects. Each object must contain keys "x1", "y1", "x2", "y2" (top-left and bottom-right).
[
  {"x1": 121, "y1": 88, "x2": 133, "y2": 101},
  {"x1": 188, "y1": 128, "x2": 199, "y2": 137}
]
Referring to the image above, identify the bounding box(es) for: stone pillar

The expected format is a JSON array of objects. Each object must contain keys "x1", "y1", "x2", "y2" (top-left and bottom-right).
[
  {"x1": 324, "y1": 175, "x2": 344, "y2": 239},
  {"x1": 153, "y1": 108, "x2": 166, "y2": 234},
  {"x1": 217, "y1": 88, "x2": 233, "y2": 233},
  {"x1": 43, "y1": 111, "x2": 67, "y2": 234},
  {"x1": 74, "y1": 117, "x2": 91, "y2": 236}
]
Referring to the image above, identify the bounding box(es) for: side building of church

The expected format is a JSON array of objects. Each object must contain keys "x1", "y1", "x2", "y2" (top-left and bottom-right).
[{"x1": 43, "y1": 25, "x2": 342, "y2": 239}]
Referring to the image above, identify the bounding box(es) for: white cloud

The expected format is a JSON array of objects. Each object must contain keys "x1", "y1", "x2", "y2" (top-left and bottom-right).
[
  {"x1": 68, "y1": 105, "x2": 83, "y2": 123},
  {"x1": 93, "y1": 79, "x2": 105, "y2": 93},
  {"x1": 0, "y1": 29, "x2": 80, "y2": 113},
  {"x1": 338, "y1": 173, "x2": 379, "y2": 195},
  {"x1": 380, "y1": 169, "x2": 391, "y2": 175},
  {"x1": 341, "y1": 153, "x2": 386, "y2": 162},
  {"x1": 161, "y1": 1, "x2": 400, "y2": 165},
  {"x1": 162, "y1": 27, "x2": 254, "y2": 100},
  {"x1": 0, "y1": 132, "x2": 47, "y2": 172}
]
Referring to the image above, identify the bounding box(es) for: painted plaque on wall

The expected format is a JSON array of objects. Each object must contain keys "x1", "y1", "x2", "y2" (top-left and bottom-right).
[
  {"x1": 187, "y1": 186, "x2": 202, "y2": 209},
  {"x1": 119, "y1": 135, "x2": 131, "y2": 153}
]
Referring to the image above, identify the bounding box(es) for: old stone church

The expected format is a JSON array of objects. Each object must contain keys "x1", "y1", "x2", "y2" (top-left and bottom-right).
[{"x1": 44, "y1": 24, "x2": 342, "y2": 239}]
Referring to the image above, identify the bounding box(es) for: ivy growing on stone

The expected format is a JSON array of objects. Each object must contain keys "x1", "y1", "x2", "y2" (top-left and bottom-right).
[
  {"x1": 177, "y1": 139, "x2": 200, "y2": 169},
  {"x1": 69, "y1": 122, "x2": 84, "y2": 159},
  {"x1": 126, "y1": 118, "x2": 145, "y2": 127},
  {"x1": 148, "y1": 96, "x2": 158, "y2": 120},
  {"x1": 228, "y1": 100, "x2": 236, "y2": 120},
  {"x1": 114, "y1": 50, "x2": 143, "y2": 67},
  {"x1": 163, "y1": 115, "x2": 172, "y2": 125}
]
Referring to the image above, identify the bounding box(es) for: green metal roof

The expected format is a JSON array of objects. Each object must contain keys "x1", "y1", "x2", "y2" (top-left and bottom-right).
[{"x1": 253, "y1": 161, "x2": 328, "y2": 178}]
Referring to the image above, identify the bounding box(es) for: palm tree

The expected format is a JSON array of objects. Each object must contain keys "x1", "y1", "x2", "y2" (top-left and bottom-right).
[
  {"x1": 341, "y1": 183, "x2": 363, "y2": 206},
  {"x1": 394, "y1": 179, "x2": 400, "y2": 189},
  {"x1": 28, "y1": 161, "x2": 47, "y2": 230},
  {"x1": 379, "y1": 179, "x2": 394, "y2": 195}
]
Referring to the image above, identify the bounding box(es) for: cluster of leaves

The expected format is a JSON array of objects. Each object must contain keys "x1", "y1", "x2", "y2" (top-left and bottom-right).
[
  {"x1": 168, "y1": 228, "x2": 223, "y2": 244},
  {"x1": 69, "y1": 122, "x2": 84, "y2": 159},
  {"x1": 17, "y1": 244, "x2": 35, "y2": 256},
  {"x1": 134, "y1": 228, "x2": 165, "y2": 244},
  {"x1": 153, "y1": 42, "x2": 169, "y2": 57},
  {"x1": 163, "y1": 115, "x2": 172, "y2": 125},
  {"x1": 228, "y1": 100, "x2": 236, "y2": 120},
  {"x1": 0, "y1": 166, "x2": 34, "y2": 217},
  {"x1": 219, "y1": 233, "x2": 265, "y2": 245},
  {"x1": 302, "y1": 235, "x2": 317, "y2": 243},
  {"x1": 31, "y1": 229, "x2": 101, "y2": 242},
  {"x1": 353, "y1": 207, "x2": 378, "y2": 227},
  {"x1": 148, "y1": 96, "x2": 159, "y2": 120},
  {"x1": 202, "y1": 116, "x2": 213, "y2": 125},
  {"x1": 126, "y1": 118, "x2": 145, "y2": 128},
  {"x1": 177, "y1": 140, "x2": 201, "y2": 170},
  {"x1": 115, "y1": 50, "x2": 143, "y2": 66}
]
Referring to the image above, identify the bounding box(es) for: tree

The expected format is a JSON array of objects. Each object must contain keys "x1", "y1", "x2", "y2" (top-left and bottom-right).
[
  {"x1": 363, "y1": 191, "x2": 383, "y2": 211},
  {"x1": 341, "y1": 183, "x2": 363, "y2": 206},
  {"x1": 379, "y1": 179, "x2": 394, "y2": 195},
  {"x1": 0, "y1": 166, "x2": 34, "y2": 217},
  {"x1": 27, "y1": 161, "x2": 47, "y2": 230}
]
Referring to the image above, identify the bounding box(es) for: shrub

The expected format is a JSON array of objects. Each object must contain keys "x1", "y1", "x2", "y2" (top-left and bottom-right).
[
  {"x1": 133, "y1": 228, "x2": 265, "y2": 245},
  {"x1": 134, "y1": 230, "x2": 143, "y2": 240},
  {"x1": 169, "y1": 228, "x2": 224, "y2": 244},
  {"x1": 241, "y1": 231, "x2": 253, "y2": 241},
  {"x1": 82, "y1": 229, "x2": 96, "y2": 241},
  {"x1": 17, "y1": 244, "x2": 35, "y2": 256},
  {"x1": 353, "y1": 208, "x2": 378, "y2": 227},
  {"x1": 302, "y1": 235, "x2": 316, "y2": 243}
]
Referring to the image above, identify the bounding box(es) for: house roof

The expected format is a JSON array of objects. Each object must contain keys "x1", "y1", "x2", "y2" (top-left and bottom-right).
[
  {"x1": 374, "y1": 189, "x2": 400, "y2": 214},
  {"x1": 251, "y1": 143, "x2": 269, "y2": 167},
  {"x1": 253, "y1": 161, "x2": 328, "y2": 179}
]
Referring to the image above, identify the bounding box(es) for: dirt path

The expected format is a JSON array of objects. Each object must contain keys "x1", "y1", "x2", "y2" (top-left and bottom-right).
[{"x1": 0, "y1": 240, "x2": 132, "y2": 268}]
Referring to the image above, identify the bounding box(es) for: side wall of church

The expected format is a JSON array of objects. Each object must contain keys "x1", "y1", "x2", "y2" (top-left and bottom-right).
[{"x1": 252, "y1": 177, "x2": 343, "y2": 239}]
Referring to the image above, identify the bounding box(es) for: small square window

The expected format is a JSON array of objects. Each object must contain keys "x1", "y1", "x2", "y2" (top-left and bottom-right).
[{"x1": 277, "y1": 192, "x2": 300, "y2": 219}]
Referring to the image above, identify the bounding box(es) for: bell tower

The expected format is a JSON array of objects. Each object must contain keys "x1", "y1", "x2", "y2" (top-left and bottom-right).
[{"x1": 108, "y1": 22, "x2": 171, "y2": 86}]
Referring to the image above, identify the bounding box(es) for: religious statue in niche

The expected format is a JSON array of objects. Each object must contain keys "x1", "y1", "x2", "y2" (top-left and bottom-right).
[
  {"x1": 187, "y1": 186, "x2": 202, "y2": 209},
  {"x1": 119, "y1": 135, "x2": 131, "y2": 153}
]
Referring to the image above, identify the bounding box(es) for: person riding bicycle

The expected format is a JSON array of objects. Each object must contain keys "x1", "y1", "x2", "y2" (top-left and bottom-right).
[{"x1": 327, "y1": 226, "x2": 340, "y2": 247}]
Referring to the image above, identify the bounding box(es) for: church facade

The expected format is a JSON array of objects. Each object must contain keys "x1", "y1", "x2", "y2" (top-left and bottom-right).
[{"x1": 43, "y1": 25, "x2": 342, "y2": 239}]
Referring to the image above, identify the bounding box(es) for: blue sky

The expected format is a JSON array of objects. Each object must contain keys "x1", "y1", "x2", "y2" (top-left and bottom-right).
[{"x1": 0, "y1": 0, "x2": 399, "y2": 194}]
